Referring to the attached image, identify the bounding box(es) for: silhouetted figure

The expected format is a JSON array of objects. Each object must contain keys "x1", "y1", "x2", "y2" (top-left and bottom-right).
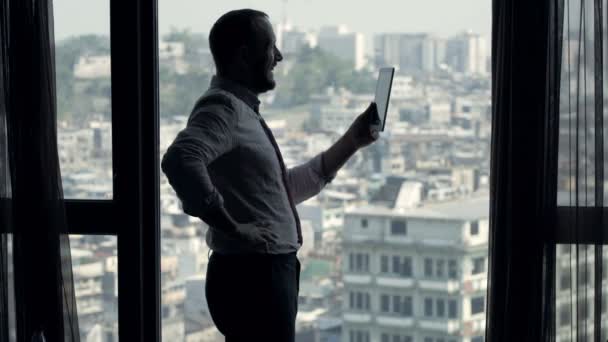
[{"x1": 161, "y1": 8, "x2": 380, "y2": 342}]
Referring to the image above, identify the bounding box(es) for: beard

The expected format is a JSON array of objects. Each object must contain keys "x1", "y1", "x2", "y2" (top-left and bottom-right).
[{"x1": 249, "y1": 59, "x2": 276, "y2": 94}]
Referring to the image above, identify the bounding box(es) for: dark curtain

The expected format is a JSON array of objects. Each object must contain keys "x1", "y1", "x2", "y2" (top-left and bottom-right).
[
  {"x1": 487, "y1": 0, "x2": 562, "y2": 340},
  {"x1": 553, "y1": 0, "x2": 608, "y2": 341},
  {"x1": 0, "y1": 0, "x2": 80, "y2": 341}
]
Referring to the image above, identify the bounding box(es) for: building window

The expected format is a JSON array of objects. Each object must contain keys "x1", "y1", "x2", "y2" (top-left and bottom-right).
[
  {"x1": 392, "y1": 255, "x2": 401, "y2": 275},
  {"x1": 448, "y1": 259, "x2": 458, "y2": 279},
  {"x1": 424, "y1": 258, "x2": 433, "y2": 277},
  {"x1": 471, "y1": 337, "x2": 484, "y2": 342},
  {"x1": 402, "y1": 257, "x2": 412, "y2": 277},
  {"x1": 470, "y1": 220, "x2": 479, "y2": 235},
  {"x1": 436, "y1": 259, "x2": 445, "y2": 278},
  {"x1": 424, "y1": 338, "x2": 433, "y2": 342},
  {"x1": 381, "y1": 294, "x2": 390, "y2": 312},
  {"x1": 472, "y1": 257, "x2": 485, "y2": 274},
  {"x1": 352, "y1": 292, "x2": 371, "y2": 310},
  {"x1": 381, "y1": 334, "x2": 389, "y2": 342},
  {"x1": 392, "y1": 295, "x2": 401, "y2": 314},
  {"x1": 381, "y1": 255, "x2": 389, "y2": 273},
  {"x1": 448, "y1": 299, "x2": 458, "y2": 318},
  {"x1": 436, "y1": 298, "x2": 445, "y2": 317},
  {"x1": 471, "y1": 296, "x2": 485, "y2": 315},
  {"x1": 390, "y1": 220, "x2": 407, "y2": 235},
  {"x1": 402, "y1": 296, "x2": 413, "y2": 317},
  {"x1": 350, "y1": 253, "x2": 370, "y2": 272},
  {"x1": 361, "y1": 218, "x2": 368, "y2": 228},
  {"x1": 424, "y1": 297, "x2": 433, "y2": 316}
]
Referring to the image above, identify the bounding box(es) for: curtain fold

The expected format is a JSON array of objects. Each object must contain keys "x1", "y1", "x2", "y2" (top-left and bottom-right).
[
  {"x1": 1, "y1": 0, "x2": 80, "y2": 341},
  {"x1": 554, "y1": 0, "x2": 608, "y2": 341},
  {"x1": 487, "y1": 0, "x2": 561, "y2": 340}
]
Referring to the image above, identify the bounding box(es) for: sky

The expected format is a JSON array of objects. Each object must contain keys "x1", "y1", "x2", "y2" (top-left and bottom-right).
[{"x1": 54, "y1": 0, "x2": 491, "y2": 42}]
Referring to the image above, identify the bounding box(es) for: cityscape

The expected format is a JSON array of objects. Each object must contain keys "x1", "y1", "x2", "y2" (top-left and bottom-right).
[{"x1": 56, "y1": 15, "x2": 495, "y2": 342}]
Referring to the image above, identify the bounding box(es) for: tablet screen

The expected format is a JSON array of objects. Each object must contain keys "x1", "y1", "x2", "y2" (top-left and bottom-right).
[{"x1": 374, "y1": 67, "x2": 395, "y2": 131}]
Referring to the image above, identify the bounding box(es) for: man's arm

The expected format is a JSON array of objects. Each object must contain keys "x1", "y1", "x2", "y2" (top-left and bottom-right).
[
  {"x1": 286, "y1": 103, "x2": 380, "y2": 204},
  {"x1": 161, "y1": 99, "x2": 239, "y2": 232},
  {"x1": 285, "y1": 153, "x2": 337, "y2": 205}
]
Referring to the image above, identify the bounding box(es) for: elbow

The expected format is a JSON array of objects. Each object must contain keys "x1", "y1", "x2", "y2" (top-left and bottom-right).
[{"x1": 161, "y1": 147, "x2": 178, "y2": 180}]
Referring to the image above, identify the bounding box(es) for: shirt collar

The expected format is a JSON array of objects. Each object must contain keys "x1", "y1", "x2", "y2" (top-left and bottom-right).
[{"x1": 210, "y1": 75, "x2": 261, "y2": 112}]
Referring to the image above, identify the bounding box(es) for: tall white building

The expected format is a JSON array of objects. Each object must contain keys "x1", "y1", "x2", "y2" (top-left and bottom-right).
[
  {"x1": 275, "y1": 21, "x2": 317, "y2": 56},
  {"x1": 317, "y1": 25, "x2": 366, "y2": 70},
  {"x1": 374, "y1": 34, "x2": 445, "y2": 73},
  {"x1": 341, "y1": 196, "x2": 489, "y2": 342},
  {"x1": 446, "y1": 32, "x2": 488, "y2": 75}
]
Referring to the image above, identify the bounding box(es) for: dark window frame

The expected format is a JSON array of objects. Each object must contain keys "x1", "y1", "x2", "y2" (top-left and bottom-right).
[{"x1": 63, "y1": 0, "x2": 161, "y2": 340}]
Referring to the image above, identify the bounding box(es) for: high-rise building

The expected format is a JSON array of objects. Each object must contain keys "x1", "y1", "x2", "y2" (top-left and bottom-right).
[
  {"x1": 275, "y1": 21, "x2": 317, "y2": 56},
  {"x1": 317, "y1": 25, "x2": 366, "y2": 70},
  {"x1": 374, "y1": 33, "x2": 445, "y2": 73},
  {"x1": 341, "y1": 196, "x2": 489, "y2": 342},
  {"x1": 445, "y1": 32, "x2": 488, "y2": 75}
]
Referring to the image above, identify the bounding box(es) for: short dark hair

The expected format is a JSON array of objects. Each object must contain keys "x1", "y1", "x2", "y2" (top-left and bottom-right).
[{"x1": 209, "y1": 9, "x2": 269, "y2": 74}]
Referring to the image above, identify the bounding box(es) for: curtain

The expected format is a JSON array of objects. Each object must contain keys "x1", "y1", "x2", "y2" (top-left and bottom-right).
[
  {"x1": 553, "y1": 0, "x2": 608, "y2": 340},
  {"x1": 1, "y1": 0, "x2": 80, "y2": 341},
  {"x1": 487, "y1": 0, "x2": 562, "y2": 340}
]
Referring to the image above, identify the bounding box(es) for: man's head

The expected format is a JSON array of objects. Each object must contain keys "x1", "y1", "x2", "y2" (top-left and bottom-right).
[{"x1": 209, "y1": 9, "x2": 283, "y2": 94}]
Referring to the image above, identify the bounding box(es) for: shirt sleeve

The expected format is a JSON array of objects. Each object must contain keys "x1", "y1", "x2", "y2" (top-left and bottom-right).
[
  {"x1": 161, "y1": 98, "x2": 237, "y2": 218},
  {"x1": 286, "y1": 152, "x2": 337, "y2": 205}
]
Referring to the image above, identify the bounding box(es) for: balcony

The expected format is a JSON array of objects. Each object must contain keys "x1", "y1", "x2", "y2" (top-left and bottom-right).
[
  {"x1": 418, "y1": 279, "x2": 461, "y2": 292},
  {"x1": 343, "y1": 274, "x2": 373, "y2": 284},
  {"x1": 376, "y1": 276, "x2": 415, "y2": 288},
  {"x1": 343, "y1": 312, "x2": 372, "y2": 323},
  {"x1": 376, "y1": 315, "x2": 414, "y2": 328},
  {"x1": 418, "y1": 318, "x2": 461, "y2": 333}
]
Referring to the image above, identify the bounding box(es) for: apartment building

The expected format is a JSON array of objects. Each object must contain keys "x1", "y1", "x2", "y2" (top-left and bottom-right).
[{"x1": 341, "y1": 196, "x2": 488, "y2": 342}]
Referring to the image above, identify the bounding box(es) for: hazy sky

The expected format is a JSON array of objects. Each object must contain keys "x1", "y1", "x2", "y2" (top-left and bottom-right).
[{"x1": 54, "y1": 0, "x2": 491, "y2": 41}]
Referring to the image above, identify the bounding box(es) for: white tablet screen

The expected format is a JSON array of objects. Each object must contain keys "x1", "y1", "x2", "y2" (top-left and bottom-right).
[{"x1": 374, "y1": 67, "x2": 394, "y2": 131}]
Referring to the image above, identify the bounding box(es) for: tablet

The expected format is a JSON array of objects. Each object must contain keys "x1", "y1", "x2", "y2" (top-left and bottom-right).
[{"x1": 373, "y1": 67, "x2": 395, "y2": 131}]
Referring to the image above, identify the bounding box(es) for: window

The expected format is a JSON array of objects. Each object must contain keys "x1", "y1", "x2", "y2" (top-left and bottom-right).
[
  {"x1": 381, "y1": 294, "x2": 390, "y2": 312},
  {"x1": 402, "y1": 257, "x2": 412, "y2": 277},
  {"x1": 424, "y1": 258, "x2": 434, "y2": 277},
  {"x1": 350, "y1": 291, "x2": 370, "y2": 310},
  {"x1": 448, "y1": 259, "x2": 459, "y2": 279},
  {"x1": 559, "y1": 272, "x2": 570, "y2": 290},
  {"x1": 392, "y1": 255, "x2": 401, "y2": 275},
  {"x1": 424, "y1": 297, "x2": 434, "y2": 316},
  {"x1": 55, "y1": 0, "x2": 113, "y2": 200},
  {"x1": 381, "y1": 255, "x2": 389, "y2": 273},
  {"x1": 472, "y1": 257, "x2": 485, "y2": 275},
  {"x1": 436, "y1": 259, "x2": 445, "y2": 278},
  {"x1": 361, "y1": 218, "x2": 368, "y2": 228},
  {"x1": 424, "y1": 338, "x2": 433, "y2": 342},
  {"x1": 402, "y1": 296, "x2": 413, "y2": 317},
  {"x1": 350, "y1": 253, "x2": 369, "y2": 272},
  {"x1": 471, "y1": 337, "x2": 484, "y2": 342},
  {"x1": 470, "y1": 220, "x2": 479, "y2": 235},
  {"x1": 390, "y1": 220, "x2": 407, "y2": 235},
  {"x1": 393, "y1": 295, "x2": 402, "y2": 314},
  {"x1": 436, "y1": 298, "x2": 445, "y2": 317},
  {"x1": 471, "y1": 296, "x2": 485, "y2": 315},
  {"x1": 448, "y1": 299, "x2": 458, "y2": 318}
]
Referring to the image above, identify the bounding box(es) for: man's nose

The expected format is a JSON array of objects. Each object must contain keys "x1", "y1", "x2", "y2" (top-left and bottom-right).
[{"x1": 275, "y1": 46, "x2": 283, "y2": 62}]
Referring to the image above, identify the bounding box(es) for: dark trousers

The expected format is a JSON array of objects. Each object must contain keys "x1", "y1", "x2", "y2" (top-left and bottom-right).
[{"x1": 205, "y1": 251, "x2": 301, "y2": 342}]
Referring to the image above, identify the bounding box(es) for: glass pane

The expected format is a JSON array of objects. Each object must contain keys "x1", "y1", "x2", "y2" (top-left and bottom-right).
[
  {"x1": 555, "y1": 244, "x2": 608, "y2": 342},
  {"x1": 159, "y1": 2, "x2": 490, "y2": 341},
  {"x1": 54, "y1": 1, "x2": 113, "y2": 199},
  {"x1": 70, "y1": 235, "x2": 118, "y2": 341}
]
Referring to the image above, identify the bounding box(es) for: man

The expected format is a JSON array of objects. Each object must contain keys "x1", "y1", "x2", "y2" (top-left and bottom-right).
[{"x1": 161, "y1": 9, "x2": 381, "y2": 342}]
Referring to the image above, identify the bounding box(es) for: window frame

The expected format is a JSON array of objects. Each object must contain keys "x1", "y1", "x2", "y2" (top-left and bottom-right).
[{"x1": 63, "y1": 0, "x2": 161, "y2": 341}]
